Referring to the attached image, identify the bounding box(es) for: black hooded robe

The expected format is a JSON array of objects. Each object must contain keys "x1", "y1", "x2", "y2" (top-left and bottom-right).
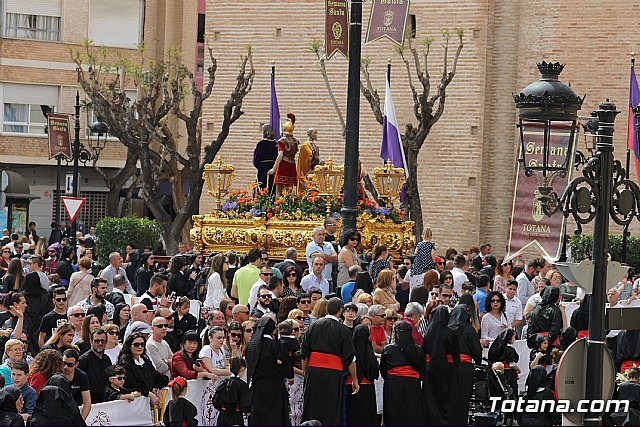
[
  {"x1": 518, "y1": 366, "x2": 561, "y2": 426},
  {"x1": 488, "y1": 329, "x2": 519, "y2": 399},
  {"x1": 447, "y1": 304, "x2": 483, "y2": 426},
  {"x1": 163, "y1": 397, "x2": 198, "y2": 426},
  {"x1": 423, "y1": 305, "x2": 458, "y2": 425},
  {"x1": 30, "y1": 375, "x2": 85, "y2": 426},
  {"x1": 527, "y1": 286, "x2": 563, "y2": 346},
  {"x1": 380, "y1": 321, "x2": 425, "y2": 426},
  {"x1": 346, "y1": 324, "x2": 379, "y2": 426},
  {"x1": 301, "y1": 316, "x2": 355, "y2": 426},
  {"x1": 214, "y1": 376, "x2": 252, "y2": 426},
  {"x1": 0, "y1": 387, "x2": 24, "y2": 426},
  {"x1": 245, "y1": 317, "x2": 292, "y2": 426}
]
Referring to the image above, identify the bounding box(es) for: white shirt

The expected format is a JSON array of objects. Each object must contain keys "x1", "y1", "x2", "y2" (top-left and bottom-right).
[
  {"x1": 480, "y1": 311, "x2": 509, "y2": 340},
  {"x1": 204, "y1": 271, "x2": 226, "y2": 309},
  {"x1": 451, "y1": 267, "x2": 466, "y2": 294},
  {"x1": 526, "y1": 293, "x2": 542, "y2": 310},
  {"x1": 146, "y1": 338, "x2": 172, "y2": 378},
  {"x1": 300, "y1": 273, "x2": 329, "y2": 297},
  {"x1": 248, "y1": 279, "x2": 267, "y2": 310},
  {"x1": 503, "y1": 293, "x2": 523, "y2": 327},
  {"x1": 305, "y1": 240, "x2": 336, "y2": 283},
  {"x1": 516, "y1": 271, "x2": 534, "y2": 307},
  {"x1": 199, "y1": 345, "x2": 227, "y2": 370}
]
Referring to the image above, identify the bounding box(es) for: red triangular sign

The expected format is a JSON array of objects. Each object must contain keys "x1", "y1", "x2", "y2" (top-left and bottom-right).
[{"x1": 61, "y1": 196, "x2": 86, "y2": 223}]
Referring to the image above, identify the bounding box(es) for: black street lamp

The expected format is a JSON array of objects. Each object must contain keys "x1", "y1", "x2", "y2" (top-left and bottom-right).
[{"x1": 515, "y1": 63, "x2": 640, "y2": 426}]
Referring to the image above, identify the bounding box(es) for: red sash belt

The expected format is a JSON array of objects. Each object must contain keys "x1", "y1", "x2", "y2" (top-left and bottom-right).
[
  {"x1": 502, "y1": 361, "x2": 512, "y2": 370},
  {"x1": 425, "y1": 354, "x2": 471, "y2": 363},
  {"x1": 388, "y1": 365, "x2": 419, "y2": 378},
  {"x1": 620, "y1": 360, "x2": 640, "y2": 374},
  {"x1": 308, "y1": 351, "x2": 343, "y2": 371},
  {"x1": 345, "y1": 375, "x2": 371, "y2": 385},
  {"x1": 577, "y1": 330, "x2": 589, "y2": 339}
]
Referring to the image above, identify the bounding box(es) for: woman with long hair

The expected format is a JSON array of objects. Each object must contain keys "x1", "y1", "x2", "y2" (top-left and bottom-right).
[
  {"x1": 34, "y1": 237, "x2": 48, "y2": 258},
  {"x1": 113, "y1": 303, "x2": 131, "y2": 342},
  {"x1": 380, "y1": 320, "x2": 425, "y2": 425},
  {"x1": 310, "y1": 298, "x2": 328, "y2": 319},
  {"x1": 199, "y1": 327, "x2": 232, "y2": 376},
  {"x1": 458, "y1": 293, "x2": 480, "y2": 332},
  {"x1": 172, "y1": 297, "x2": 197, "y2": 345},
  {"x1": 0, "y1": 259, "x2": 23, "y2": 293},
  {"x1": 480, "y1": 291, "x2": 509, "y2": 340},
  {"x1": 75, "y1": 314, "x2": 101, "y2": 354},
  {"x1": 41, "y1": 323, "x2": 76, "y2": 353},
  {"x1": 241, "y1": 320, "x2": 255, "y2": 353},
  {"x1": 118, "y1": 332, "x2": 169, "y2": 406},
  {"x1": 409, "y1": 226, "x2": 437, "y2": 288},
  {"x1": 447, "y1": 304, "x2": 483, "y2": 425},
  {"x1": 102, "y1": 324, "x2": 122, "y2": 365},
  {"x1": 422, "y1": 270, "x2": 440, "y2": 296},
  {"x1": 0, "y1": 246, "x2": 11, "y2": 276},
  {"x1": 27, "y1": 349, "x2": 63, "y2": 395},
  {"x1": 494, "y1": 258, "x2": 514, "y2": 294},
  {"x1": 369, "y1": 245, "x2": 391, "y2": 283},
  {"x1": 373, "y1": 269, "x2": 400, "y2": 311},
  {"x1": 135, "y1": 252, "x2": 155, "y2": 297},
  {"x1": 56, "y1": 246, "x2": 76, "y2": 287},
  {"x1": 282, "y1": 265, "x2": 301, "y2": 298},
  {"x1": 167, "y1": 255, "x2": 190, "y2": 297},
  {"x1": 204, "y1": 254, "x2": 228, "y2": 309},
  {"x1": 277, "y1": 296, "x2": 298, "y2": 322},
  {"x1": 67, "y1": 257, "x2": 93, "y2": 306},
  {"x1": 224, "y1": 321, "x2": 244, "y2": 360},
  {"x1": 346, "y1": 324, "x2": 379, "y2": 426},
  {"x1": 170, "y1": 330, "x2": 216, "y2": 381},
  {"x1": 337, "y1": 229, "x2": 362, "y2": 287},
  {"x1": 219, "y1": 298, "x2": 235, "y2": 325}
]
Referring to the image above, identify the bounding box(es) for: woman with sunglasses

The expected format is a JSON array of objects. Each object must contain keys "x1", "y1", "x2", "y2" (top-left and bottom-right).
[
  {"x1": 383, "y1": 308, "x2": 398, "y2": 343},
  {"x1": 41, "y1": 323, "x2": 76, "y2": 354},
  {"x1": 102, "y1": 324, "x2": 122, "y2": 365},
  {"x1": 219, "y1": 299, "x2": 235, "y2": 326},
  {"x1": 113, "y1": 303, "x2": 131, "y2": 342},
  {"x1": 170, "y1": 330, "x2": 216, "y2": 381},
  {"x1": 204, "y1": 254, "x2": 229, "y2": 310},
  {"x1": 241, "y1": 320, "x2": 255, "y2": 354},
  {"x1": 337, "y1": 229, "x2": 362, "y2": 288},
  {"x1": 0, "y1": 246, "x2": 11, "y2": 276},
  {"x1": 118, "y1": 332, "x2": 169, "y2": 406},
  {"x1": 494, "y1": 258, "x2": 514, "y2": 294},
  {"x1": 481, "y1": 291, "x2": 509, "y2": 341},
  {"x1": 287, "y1": 309, "x2": 306, "y2": 335},
  {"x1": 282, "y1": 265, "x2": 301, "y2": 298},
  {"x1": 224, "y1": 321, "x2": 244, "y2": 360},
  {"x1": 67, "y1": 257, "x2": 94, "y2": 306}
]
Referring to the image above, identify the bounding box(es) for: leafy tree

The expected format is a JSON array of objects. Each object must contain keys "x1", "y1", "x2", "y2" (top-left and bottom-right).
[
  {"x1": 94, "y1": 217, "x2": 161, "y2": 262},
  {"x1": 72, "y1": 43, "x2": 255, "y2": 253},
  {"x1": 311, "y1": 29, "x2": 464, "y2": 239}
]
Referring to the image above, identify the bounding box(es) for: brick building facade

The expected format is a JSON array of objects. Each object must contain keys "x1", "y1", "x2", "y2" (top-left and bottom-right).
[{"x1": 202, "y1": 0, "x2": 640, "y2": 256}]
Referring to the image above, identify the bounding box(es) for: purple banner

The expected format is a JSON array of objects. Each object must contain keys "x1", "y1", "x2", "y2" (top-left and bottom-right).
[
  {"x1": 47, "y1": 113, "x2": 72, "y2": 160},
  {"x1": 365, "y1": 0, "x2": 411, "y2": 46},
  {"x1": 505, "y1": 122, "x2": 577, "y2": 262},
  {"x1": 325, "y1": 0, "x2": 349, "y2": 59}
]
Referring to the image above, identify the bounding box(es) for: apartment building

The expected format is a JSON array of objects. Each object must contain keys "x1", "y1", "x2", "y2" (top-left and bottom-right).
[{"x1": 0, "y1": 0, "x2": 198, "y2": 234}]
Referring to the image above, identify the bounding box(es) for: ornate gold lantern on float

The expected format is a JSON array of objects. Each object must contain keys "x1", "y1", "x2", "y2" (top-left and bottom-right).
[
  {"x1": 373, "y1": 160, "x2": 406, "y2": 206},
  {"x1": 203, "y1": 156, "x2": 235, "y2": 211},
  {"x1": 311, "y1": 157, "x2": 344, "y2": 215}
]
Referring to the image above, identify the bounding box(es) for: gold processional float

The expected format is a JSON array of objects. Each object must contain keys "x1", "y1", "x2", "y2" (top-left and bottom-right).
[{"x1": 190, "y1": 157, "x2": 416, "y2": 258}]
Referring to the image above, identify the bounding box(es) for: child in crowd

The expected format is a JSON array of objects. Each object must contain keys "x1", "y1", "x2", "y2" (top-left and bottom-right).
[
  {"x1": 214, "y1": 357, "x2": 251, "y2": 426},
  {"x1": 10, "y1": 360, "x2": 36, "y2": 417},
  {"x1": 529, "y1": 334, "x2": 552, "y2": 370},
  {"x1": 278, "y1": 320, "x2": 300, "y2": 379},
  {"x1": 104, "y1": 365, "x2": 139, "y2": 402},
  {"x1": 163, "y1": 376, "x2": 197, "y2": 426}
]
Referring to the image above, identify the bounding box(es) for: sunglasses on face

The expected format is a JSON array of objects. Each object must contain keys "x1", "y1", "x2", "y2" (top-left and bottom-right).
[
  {"x1": 63, "y1": 361, "x2": 76, "y2": 367},
  {"x1": 106, "y1": 330, "x2": 119, "y2": 336},
  {"x1": 111, "y1": 376, "x2": 126, "y2": 381},
  {"x1": 444, "y1": 276, "x2": 453, "y2": 281},
  {"x1": 154, "y1": 324, "x2": 168, "y2": 328},
  {"x1": 261, "y1": 272, "x2": 273, "y2": 277},
  {"x1": 386, "y1": 317, "x2": 398, "y2": 321},
  {"x1": 230, "y1": 332, "x2": 242, "y2": 338},
  {"x1": 491, "y1": 299, "x2": 501, "y2": 303},
  {"x1": 349, "y1": 237, "x2": 360, "y2": 241},
  {"x1": 55, "y1": 298, "x2": 67, "y2": 302},
  {"x1": 441, "y1": 294, "x2": 452, "y2": 298},
  {"x1": 287, "y1": 273, "x2": 297, "y2": 277},
  {"x1": 374, "y1": 313, "x2": 385, "y2": 318},
  {"x1": 70, "y1": 313, "x2": 85, "y2": 318},
  {"x1": 261, "y1": 258, "x2": 269, "y2": 262},
  {"x1": 299, "y1": 300, "x2": 310, "y2": 304},
  {"x1": 294, "y1": 316, "x2": 304, "y2": 321},
  {"x1": 437, "y1": 262, "x2": 445, "y2": 266},
  {"x1": 259, "y1": 294, "x2": 271, "y2": 299},
  {"x1": 93, "y1": 339, "x2": 106, "y2": 344},
  {"x1": 2, "y1": 250, "x2": 10, "y2": 253},
  {"x1": 244, "y1": 328, "x2": 254, "y2": 333},
  {"x1": 131, "y1": 342, "x2": 145, "y2": 348}
]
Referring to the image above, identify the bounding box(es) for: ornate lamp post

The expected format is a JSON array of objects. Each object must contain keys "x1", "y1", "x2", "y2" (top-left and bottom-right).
[
  {"x1": 311, "y1": 157, "x2": 344, "y2": 216},
  {"x1": 373, "y1": 160, "x2": 406, "y2": 207},
  {"x1": 515, "y1": 63, "x2": 640, "y2": 426},
  {"x1": 203, "y1": 156, "x2": 235, "y2": 211}
]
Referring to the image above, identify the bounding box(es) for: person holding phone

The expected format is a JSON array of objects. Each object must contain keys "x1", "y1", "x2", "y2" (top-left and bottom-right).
[{"x1": 170, "y1": 330, "x2": 217, "y2": 381}]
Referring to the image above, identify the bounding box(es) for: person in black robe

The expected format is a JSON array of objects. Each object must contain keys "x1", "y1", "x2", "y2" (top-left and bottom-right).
[
  {"x1": 380, "y1": 320, "x2": 425, "y2": 425},
  {"x1": 611, "y1": 367, "x2": 640, "y2": 426},
  {"x1": 0, "y1": 386, "x2": 24, "y2": 426},
  {"x1": 447, "y1": 304, "x2": 483, "y2": 426},
  {"x1": 163, "y1": 377, "x2": 198, "y2": 426},
  {"x1": 22, "y1": 270, "x2": 52, "y2": 354},
  {"x1": 570, "y1": 294, "x2": 589, "y2": 336},
  {"x1": 527, "y1": 286, "x2": 562, "y2": 346},
  {"x1": 488, "y1": 328, "x2": 519, "y2": 399},
  {"x1": 346, "y1": 324, "x2": 378, "y2": 426},
  {"x1": 301, "y1": 297, "x2": 357, "y2": 426},
  {"x1": 518, "y1": 366, "x2": 561, "y2": 426},
  {"x1": 423, "y1": 305, "x2": 457, "y2": 425},
  {"x1": 253, "y1": 124, "x2": 278, "y2": 192},
  {"x1": 30, "y1": 374, "x2": 85, "y2": 426},
  {"x1": 214, "y1": 357, "x2": 251, "y2": 426},
  {"x1": 245, "y1": 316, "x2": 291, "y2": 426},
  {"x1": 616, "y1": 329, "x2": 640, "y2": 372}
]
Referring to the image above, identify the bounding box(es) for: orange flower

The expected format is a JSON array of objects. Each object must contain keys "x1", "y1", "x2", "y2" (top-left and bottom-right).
[{"x1": 275, "y1": 198, "x2": 283, "y2": 206}]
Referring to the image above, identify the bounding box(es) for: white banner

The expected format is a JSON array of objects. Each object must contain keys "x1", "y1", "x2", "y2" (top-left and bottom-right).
[
  {"x1": 85, "y1": 396, "x2": 153, "y2": 426},
  {"x1": 183, "y1": 377, "x2": 226, "y2": 426}
]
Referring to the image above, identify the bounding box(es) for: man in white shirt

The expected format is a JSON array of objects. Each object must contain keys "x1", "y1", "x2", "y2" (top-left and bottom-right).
[
  {"x1": 503, "y1": 280, "x2": 523, "y2": 330},
  {"x1": 146, "y1": 316, "x2": 173, "y2": 379},
  {"x1": 301, "y1": 256, "x2": 330, "y2": 297},
  {"x1": 248, "y1": 266, "x2": 274, "y2": 310},
  {"x1": 516, "y1": 260, "x2": 537, "y2": 307},
  {"x1": 450, "y1": 254, "x2": 468, "y2": 295},
  {"x1": 305, "y1": 226, "x2": 337, "y2": 289},
  {"x1": 99, "y1": 252, "x2": 135, "y2": 294}
]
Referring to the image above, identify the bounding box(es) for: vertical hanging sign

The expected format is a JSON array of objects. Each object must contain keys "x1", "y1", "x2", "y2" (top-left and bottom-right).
[
  {"x1": 325, "y1": 0, "x2": 349, "y2": 59},
  {"x1": 47, "y1": 113, "x2": 72, "y2": 159},
  {"x1": 505, "y1": 122, "x2": 578, "y2": 262},
  {"x1": 365, "y1": 0, "x2": 411, "y2": 46}
]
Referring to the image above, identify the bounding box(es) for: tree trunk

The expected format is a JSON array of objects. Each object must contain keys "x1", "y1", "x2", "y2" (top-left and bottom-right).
[{"x1": 405, "y1": 145, "x2": 423, "y2": 241}]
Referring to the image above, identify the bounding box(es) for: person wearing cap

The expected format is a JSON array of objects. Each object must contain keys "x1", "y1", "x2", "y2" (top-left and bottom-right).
[
  {"x1": 78, "y1": 329, "x2": 112, "y2": 403},
  {"x1": 123, "y1": 304, "x2": 153, "y2": 342},
  {"x1": 124, "y1": 321, "x2": 152, "y2": 343}
]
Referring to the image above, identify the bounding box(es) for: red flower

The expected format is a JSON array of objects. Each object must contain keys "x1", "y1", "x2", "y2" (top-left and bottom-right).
[{"x1": 267, "y1": 212, "x2": 273, "y2": 219}]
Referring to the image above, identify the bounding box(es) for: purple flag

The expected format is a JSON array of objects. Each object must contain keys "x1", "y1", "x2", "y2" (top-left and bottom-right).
[
  {"x1": 380, "y1": 76, "x2": 408, "y2": 176},
  {"x1": 628, "y1": 63, "x2": 640, "y2": 183},
  {"x1": 270, "y1": 70, "x2": 281, "y2": 141}
]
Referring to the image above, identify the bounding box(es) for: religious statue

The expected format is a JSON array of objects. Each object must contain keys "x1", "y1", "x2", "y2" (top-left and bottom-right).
[
  {"x1": 297, "y1": 128, "x2": 322, "y2": 194},
  {"x1": 268, "y1": 113, "x2": 299, "y2": 196},
  {"x1": 252, "y1": 124, "x2": 278, "y2": 193}
]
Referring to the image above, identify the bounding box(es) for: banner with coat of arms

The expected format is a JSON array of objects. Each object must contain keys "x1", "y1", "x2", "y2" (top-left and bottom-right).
[
  {"x1": 325, "y1": 0, "x2": 349, "y2": 58},
  {"x1": 365, "y1": 0, "x2": 411, "y2": 46},
  {"x1": 505, "y1": 122, "x2": 578, "y2": 262}
]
